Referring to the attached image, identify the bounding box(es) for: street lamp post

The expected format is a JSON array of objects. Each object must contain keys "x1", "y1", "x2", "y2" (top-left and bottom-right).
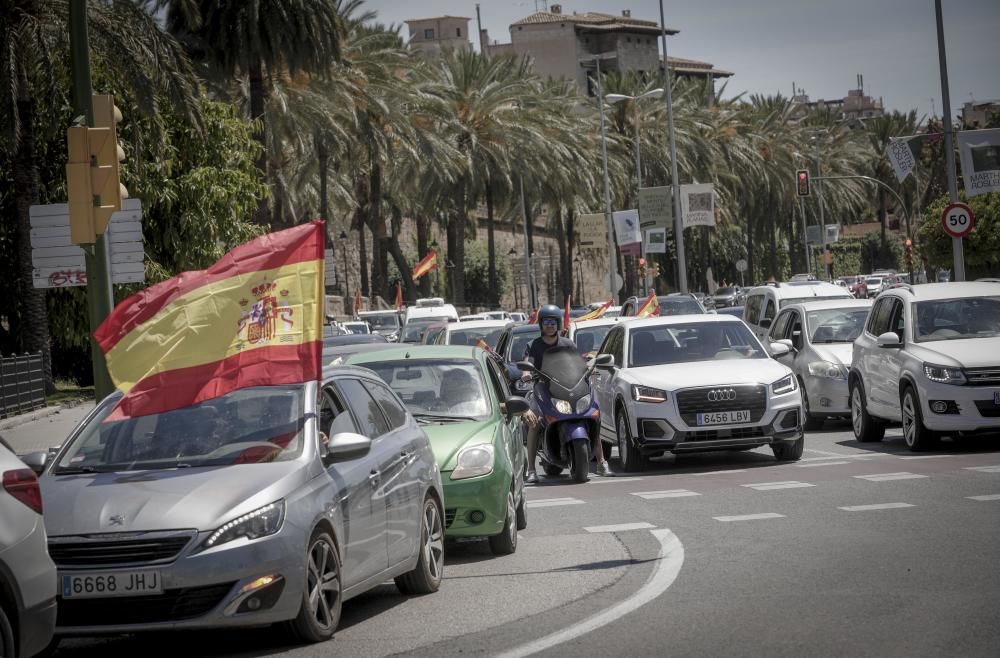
[
  {"x1": 508, "y1": 247, "x2": 521, "y2": 310},
  {"x1": 574, "y1": 252, "x2": 584, "y2": 302},
  {"x1": 593, "y1": 54, "x2": 621, "y2": 303},
  {"x1": 430, "y1": 239, "x2": 441, "y2": 297},
  {"x1": 658, "y1": 0, "x2": 687, "y2": 293}
]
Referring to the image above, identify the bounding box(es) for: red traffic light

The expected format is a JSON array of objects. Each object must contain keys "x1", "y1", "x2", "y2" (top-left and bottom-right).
[
  {"x1": 796, "y1": 169, "x2": 810, "y2": 197},
  {"x1": 638, "y1": 258, "x2": 646, "y2": 266}
]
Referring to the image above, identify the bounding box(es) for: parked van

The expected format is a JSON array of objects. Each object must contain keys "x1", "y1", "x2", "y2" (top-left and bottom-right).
[
  {"x1": 401, "y1": 298, "x2": 459, "y2": 342},
  {"x1": 742, "y1": 281, "x2": 852, "y2": 341}
]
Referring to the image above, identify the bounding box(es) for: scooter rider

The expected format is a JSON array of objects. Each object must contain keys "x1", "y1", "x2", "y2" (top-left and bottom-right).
[{"x1": 522, "y1": 304, "x2": 611, "y2": 483}]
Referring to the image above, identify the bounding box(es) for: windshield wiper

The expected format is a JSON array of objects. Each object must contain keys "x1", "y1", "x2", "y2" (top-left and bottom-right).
[
  {"x1": 412, "y1": 413, "x2": 479, "y2": 423},
  {"x1": 53, "y1": 465, "x2": 103, "y2": 475}
]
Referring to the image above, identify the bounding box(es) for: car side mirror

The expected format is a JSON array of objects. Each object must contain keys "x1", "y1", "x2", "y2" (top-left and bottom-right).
[
  {"x1": 760, "y1": 318, "x2": 772, "y2": 329},
  {"x1": 20, "y1": 451, "x2": 48, "y2": 475},
  {"x1": 776, "y1": 338, "x2": 796, "y2": 353},
  {"x1": 876, "y1": 331, "x2": 902, "y2": 348},
  {"x1": 516, "y1": 360, "x2": 537, "y2": 374},
  {"x1": 593, "y1": 354, "x2": 616, "y2": 370},
  {"x1": 504, "y1": 396, "x2": 530, "y2": 420},
  {"x1": 769, "y1": 342, "x2": 791, "y2": 358},
  {"x1": 325, "y1": 432, "x2": 372, "y2": 464}
]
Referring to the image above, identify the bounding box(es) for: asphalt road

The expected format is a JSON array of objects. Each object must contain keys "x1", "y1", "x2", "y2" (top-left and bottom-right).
[{"x1": 7, "y1": 411, "x2": 1000, "y2": 657}]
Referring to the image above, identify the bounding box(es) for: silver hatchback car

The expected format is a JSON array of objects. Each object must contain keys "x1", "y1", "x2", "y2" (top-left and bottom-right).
[
  {"x1": 38, "y1": 367, "x2": 444, "y2": 647},
  {"x1": 0, "y1": 436, "x2": 57, "y2": 658}
]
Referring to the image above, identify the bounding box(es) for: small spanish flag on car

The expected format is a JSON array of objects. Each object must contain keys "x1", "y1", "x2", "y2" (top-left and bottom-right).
[
  {"x1": 95, "y1": 222, "x2": 325, "y2": 420},
  {"x1": 574, "y1": 298, "x2": 613, "y2": 322},
  {"x1": 635, "y1": 291, "x2": 660, "y2": 318},
  {"x1": 411, "y1": 250, "x2": 437, "y2": 282},
  {"x1": 394, "y1": 281, "x2": 403, "y2": 310}
]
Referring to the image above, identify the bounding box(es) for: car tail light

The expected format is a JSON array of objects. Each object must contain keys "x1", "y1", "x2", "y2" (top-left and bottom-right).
[{"x1": 3, "y1": 468, "x2": 43, "y2": 514}]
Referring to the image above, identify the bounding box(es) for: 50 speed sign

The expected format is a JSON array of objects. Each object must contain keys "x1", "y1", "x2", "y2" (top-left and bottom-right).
[{"x1": 941, "y1": 202, "x2": 975, "y2": 238}]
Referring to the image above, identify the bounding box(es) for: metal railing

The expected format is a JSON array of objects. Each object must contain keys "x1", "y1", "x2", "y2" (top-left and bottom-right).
[{"x1": 1, "y1": 352, "x2": 46, "y2": 419}]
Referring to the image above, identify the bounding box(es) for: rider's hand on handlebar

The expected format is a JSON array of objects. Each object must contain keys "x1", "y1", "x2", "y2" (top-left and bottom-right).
[{"x1": 520, "y1": 370, "x2": 532, "y2": 382}]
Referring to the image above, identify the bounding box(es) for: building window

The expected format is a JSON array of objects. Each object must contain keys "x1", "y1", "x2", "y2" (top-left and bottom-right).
[
  {"x1": 456, "y1": 27, "x2": 461, "y2": 37},
  {"x1": 424, "y1": 28, "x2": 435, "y2": 39}
]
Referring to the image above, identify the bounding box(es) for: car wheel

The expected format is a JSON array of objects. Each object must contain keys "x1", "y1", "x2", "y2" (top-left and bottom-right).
[
  {"x1": 0, "y1": 606, "x2": 15, "y2": 658},
  {"x1": 617, "y1": 411, "x2": 646, "y2": 473},
  {"x1": 772, "y1": 436, "x2": 804, "y2": 461},
  {"x1": 288, "y1": 529, "x2": 342, "y2": 643},
  {"x1": 800, "y1": 380, "x2": 824, "y2": 431},
  {"x1": 515, "y1": 492, "x2": 527, "y2": 531},
  {"x1": 850, "y1": 380, "x2": 885, "y2": 443},
  {"x1": 396, "y1": 495, "x2": 445, "y2": 594},
  {"x1": 602, "y1": 440, "x2": 614, "y2": 461},
  {"x1": 901, "y1": 386, "x2": 939, "y2": 452},
  {"x1": 542, "y1": 463, "x2": 563, "y2": 477},
  {"x1": 488, "y1": 489, "x2": 518, "y2": 555}
]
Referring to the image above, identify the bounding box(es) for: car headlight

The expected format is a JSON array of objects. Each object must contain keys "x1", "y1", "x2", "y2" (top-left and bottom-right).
[
  {"x1": 807, "y1": 361, "x2": 846, "y2": 380},
  {"x1": 575, "y1": 393, "x2": 592, "y2": 414},
  {"x1": 451, "y1": 444, "x2": 495, "y2": 480},
  {"x1": 771, "y1": 375, "x2": 798, "y2": 395},
  {"x1": 387, "y1": 332, "x2": 399, "y2": 342},
  {"x1": 632, "y1": 385, "x2": 668, "y2": 403},
  {"x1": 552, "y1": 398, "x2": 573, "y2": 414},
  {"x1": 203, "y1": 500, "x2": 285, "y2": 550},
  {"x1": 923, "y1": 363, "x2": 966, "y2": 385}
]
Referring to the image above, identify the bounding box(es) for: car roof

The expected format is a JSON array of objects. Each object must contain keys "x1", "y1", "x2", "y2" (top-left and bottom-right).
[
  {"x1": 747, "y1": 281, "x2": 851, "y2": 298},
  {"x1": 781, "y1": 298, "x2": 873, "y2": 311},
  {"x1": 320, "y1": 363, "x2": 389, "y2": 380},
  {"x1": 446, "y1": 320, "x2": 510, "y2": 331},
  {"x1": 358, "y1": 310, "x2": 398, "y2": 317},
  {"x1": 571, "y1": 317, "x2": 628, "y2": 329},
  {"x1": 625, "y1": 314, "x2": 743, "y2": 329},
  {"x1": 343, "y1": 344, "x2": 484, "y2": 363},
  {"x1": 511, "y1": 323, "x2": 541, "y2": 333},
  {"x1": 883, "y1": 281, "x2": 1000, "y2": 301}
]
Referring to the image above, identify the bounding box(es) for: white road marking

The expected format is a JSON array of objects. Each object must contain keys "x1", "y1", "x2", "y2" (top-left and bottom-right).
[
  {"x1": 713, "y1": 513, "x2": 786, "y2": 522},
  {"x1": 898, "y1": 455, "x2": 956, "y2": 460},
  {"x1": 584, "y1": 522, "x2": 656, "y2": 533},
  {"x1": 967, "y1": 494, "x2": 1000, "y2": 501},
  {"x1": 804, "y1": 448, "x2": 854, "y2": 457},
  {"x1": 839, "y1": 503, "x2": 915, "y2": 511},
  {"x1": 588, "y1": 476, "x2": 645, "y2": 484},
  {"x1": 693, "y1": 469, "x2": 748, "y2": 475},
  {"x1": 631, "y1": 489, "x2": 701, "y2": 499},
  {"x1": 799, "y1": 454, "x2": 888, "y2": 462},
  {"x1": 854, "y1": 472, "x2": 928, "y2": 482},
  {"x1": 797, "y1": 460, "x2": 850, "y2": 467},
  {"x1": 966, "y1": 465, "x2": 1000, "y2": 473},
  {"x1": 496, "y1": 528, "x2": 684, "y2": 658},
  {"x1": 742, "y1": 480, "x2": 815, "y2": 491},
  {"x1": 526, "y1": 497, "x2": 585, "y2": 509}
]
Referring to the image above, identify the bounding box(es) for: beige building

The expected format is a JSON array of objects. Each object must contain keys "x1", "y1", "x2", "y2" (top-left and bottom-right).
[
  {"x1": 962, "y1": 99, "x2": 1000, "y2": 128},
  {"x1": 793, "y1": 75, "x2": 884, "y2": 122},
  {"x1": 404, "y1": 16, "x2": 472, "y2": 55},
  {"x1": 483, "y1": 5, "x2": 731, "y2": 94}
]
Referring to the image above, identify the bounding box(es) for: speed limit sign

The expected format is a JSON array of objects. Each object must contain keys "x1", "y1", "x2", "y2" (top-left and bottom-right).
[{"x1": 941, "y1": 202, "x2": 975, "y2": 238}]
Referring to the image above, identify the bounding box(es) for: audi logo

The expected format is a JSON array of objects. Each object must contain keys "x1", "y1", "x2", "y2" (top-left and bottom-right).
[{"x1": 707, "y1": 388, "x2": 737, "y2": 402}]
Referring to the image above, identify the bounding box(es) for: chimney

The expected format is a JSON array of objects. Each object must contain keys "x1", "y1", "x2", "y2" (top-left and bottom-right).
[
  {"x1": 550, "y1": 4, "x2": 561, "y2": 14},
  {"x1": 622, "y1": 9, "x2": 631, "y2": 17}
]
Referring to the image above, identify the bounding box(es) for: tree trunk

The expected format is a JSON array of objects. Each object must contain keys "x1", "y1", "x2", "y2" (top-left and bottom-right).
[
  {"x1": 416, "y1": 214, "x2": 431, "y2": 297},
  {"x1": 368, "y1": 153, "x2": 387, "y2": 300},
  {"x1": 554, "y1": 206, "x2": 570, "y2": 300},
  {"x1": 878, "y1": 188, "x2": 887, "y2": 268},
  {"x1": 768, "y1": 220, "x2": 778, "y2": 281},
  {"x1": 485, "y1": 180, "x2": 497, "y2": 306},
  {"x1": 316, "y1": 132, "x2": 329, "y2": 225},
  {"x1": 565, "y1": 209, "x2": 576, "y2": 300},
  {"x1": 446, "y1": 208, "x2": 459, "y2": 302},
  {"x1": 452, "y1": 181, "x2": 468, "y2": 305},
  {"x1": 358, "y1": 223, "x2": 369, "y2": 298},
  {"x1": 745, "y1": 209, "x2": 755, "y2": 286},
  {"x1": 249, "y1": 56, "x2": 270, "y2": 226},
  {"x1": 14, "y1": 93, "x2": 54, "y2": 393}
]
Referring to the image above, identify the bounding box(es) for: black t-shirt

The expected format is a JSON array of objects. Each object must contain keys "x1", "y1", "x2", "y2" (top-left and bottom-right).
[{"x1": 523, "y1": 336, "x2": 577, "y2": 372}]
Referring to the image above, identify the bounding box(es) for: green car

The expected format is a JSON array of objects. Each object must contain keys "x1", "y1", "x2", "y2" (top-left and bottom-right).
[{"x1": 347, "y1": 346, "x2": 530, "y2": 555}]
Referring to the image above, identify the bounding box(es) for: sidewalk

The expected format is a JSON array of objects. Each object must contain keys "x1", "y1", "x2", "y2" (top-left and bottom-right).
[{"x1": 1, "y1": 401, "x2": 96, "y2": 454}]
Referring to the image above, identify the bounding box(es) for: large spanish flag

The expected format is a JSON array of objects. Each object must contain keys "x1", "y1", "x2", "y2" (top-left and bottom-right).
[
  {"x1": 411, "y1": 250, "x2": 437, "y2": 282},
  {"x1": 635, "y1": 291, "x2": 660, "y2": 318},
  {"x1": 575, "y1": 298, "x2": 613, "y2": 323},
  {"x1": 95, "y1": 221, "x2": 325, "y2": 420}
]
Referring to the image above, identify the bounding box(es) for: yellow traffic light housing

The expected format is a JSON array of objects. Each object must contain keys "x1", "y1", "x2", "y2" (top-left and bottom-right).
[
  {"x1": 66, "y1": 94, "x2": 127, "y2": 245},
  {"x1": 91, "y1": 94, "x2": 127, "y2": 234}
]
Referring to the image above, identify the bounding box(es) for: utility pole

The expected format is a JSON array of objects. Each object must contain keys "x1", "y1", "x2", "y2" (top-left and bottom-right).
[
  {"x1": 934, "y1": 0, "x2": 964, "y2": 281},
  {"x1": 69, "y1": 0, "x2": 114, "y2": 399},
  {"x1": 519, "y1": 177, "x2": 535, "y2": 308},
  {"x1": 594, "y1": 55, "x2": 621, "y2": 303},
  {"x1": 658, "y1": 0, "x2": 687, "y2": 293}
]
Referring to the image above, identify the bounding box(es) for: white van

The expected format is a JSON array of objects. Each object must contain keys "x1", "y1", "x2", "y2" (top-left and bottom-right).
[
  {"x1": 742, "y1": 281, "x2": 852, "y2": 341},
  {"x1": 401, "y1": 298, "x2": 459, "y2": 343}
]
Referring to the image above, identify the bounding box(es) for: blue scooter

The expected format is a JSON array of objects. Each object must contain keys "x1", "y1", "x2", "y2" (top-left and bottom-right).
[{"x1": 518, "y1": 346, "x2": 611, "y2": 483}]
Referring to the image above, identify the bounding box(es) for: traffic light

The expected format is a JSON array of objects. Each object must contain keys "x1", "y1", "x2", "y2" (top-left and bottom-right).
[
  {"x1": 67, "y1": 94, "x2": 128, "y2": 245},
  {"x1": 638, "y1": 257, "x2": 647, "y2": 277},
  {"x1": 904, "y1": 238, "x2": 913, "y2": 271},
  {"x1": 796, "y1": 169, "x2": 810, "y2": 197},
  {"x1": 651, "y1": 262, "x2": 661, "y2": 278}
]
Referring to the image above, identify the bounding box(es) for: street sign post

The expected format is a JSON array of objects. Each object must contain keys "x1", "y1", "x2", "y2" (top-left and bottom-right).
[
  {"x1": 941, "y1": 202, "x2": 975, "y2": 238},
  {"x1": 735, "y1": 258, "x2": 747, "y2": 287}
]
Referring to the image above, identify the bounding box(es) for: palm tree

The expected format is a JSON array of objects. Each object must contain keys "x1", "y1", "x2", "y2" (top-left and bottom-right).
[
  {"x1": 1, "y1": 0, "x2": 201, "y2": 392},
  {"x1": 860, "y1": 111, "x2": 919, "y2": 262}
]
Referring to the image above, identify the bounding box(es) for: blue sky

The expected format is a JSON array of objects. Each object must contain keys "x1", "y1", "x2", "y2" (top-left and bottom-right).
[{"x1": 363, "y1": 0, "x2": 1000, "y2": 121}]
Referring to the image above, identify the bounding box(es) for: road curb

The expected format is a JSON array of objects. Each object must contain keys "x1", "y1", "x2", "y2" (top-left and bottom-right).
[{"x1": 0, "y1": 399, "x2": 91, "y2": 432}]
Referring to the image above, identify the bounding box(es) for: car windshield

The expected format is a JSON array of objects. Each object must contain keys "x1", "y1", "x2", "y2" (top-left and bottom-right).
[
  {"x1": 807, "y1": 308, "x2": 871, "y2": 343},
  {"x1": 780, "y1": 295, "x2": 850, "y2": 309},
  {"x1": 363, "y1": 314, "x2": 400, "y2": 330},
  {"x1": 866, "y1": 277, "x2": 882, "y2": 286},
  {"x1": 658, "y1": 297, "x2": 704, "y2": 315},
  {"x1": 715, "y1": 287, "x2": 736, "y2": 295},
  {"x1": 448, "y1": 327, "x2": 504, "y2": 348},
  {"x1": 53, "y1": 386, "x2": 306, "y2": 474},
  {"x1": 914, "y1": 296, "x2": 1000, "y2": 342},
  {"x1": 363, "y1": 359, "x2": 491, "y2": 420},
  {"x1": 573, "y1": 325, "x2": 613, "y2": 356},
  {"x1": 509, "y1": 328, "x2": 540, "y2": 361},
  {"x1": 628, "y1": 322, "x2": 767, "y2": 367}
]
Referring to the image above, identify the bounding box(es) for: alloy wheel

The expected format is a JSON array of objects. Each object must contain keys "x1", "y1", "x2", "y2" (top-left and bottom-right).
[
  {"x1": 423, "y1": 500, "x2": 444, "y2": 582},
  {"x1": 902, "y1": 391, "x2": 916, "y2": 448},
  {"x1": 307, "y1": 537, "x2": 340, "y2": 631},
  {"x1": 504, "y1": 491, "x2": 516, "y2": 547},
  {"x1": 851, "y1": 387, "x2": 864, "y2": 436},
  {"x1": 617, "y1": 415, "x2": 629, "y2": 464}
]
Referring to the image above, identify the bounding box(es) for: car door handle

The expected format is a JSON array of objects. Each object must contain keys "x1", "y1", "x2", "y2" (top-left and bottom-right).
[{"x1": 368, "y1": 469, "x2": 380, "y2": 486}]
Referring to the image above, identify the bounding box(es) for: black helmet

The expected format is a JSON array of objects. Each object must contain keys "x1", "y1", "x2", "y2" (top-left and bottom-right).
[{"x1": 537, "y1": 304, "x2": 563, "y2": 330}]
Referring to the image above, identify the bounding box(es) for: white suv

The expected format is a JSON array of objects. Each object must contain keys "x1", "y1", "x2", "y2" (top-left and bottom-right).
[{"x1": 849, "y1": 281, "x2": 1000, "y2": 450}]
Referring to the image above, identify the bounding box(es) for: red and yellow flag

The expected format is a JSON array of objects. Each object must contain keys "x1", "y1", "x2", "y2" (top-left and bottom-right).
[
  {"x1": 95, "y1": 221, "x2": 325, "y2": 420},
  {"x1": 563, "y1": 295, "x2": 572, "y2": 330},
  {"x1": 475, "y1": 337, "x2": 496, "y2": 354},
  {"x1": 353, "y1": 288, "x2": 362, "y2": 316},
  {"x1": 575, "y1": 298, "x2": 613, "y2": 323},
  {"x1": 411, "y1": 250, "x2": 437, "y2": 282},
  {"x1": 527, "y1": 304, "x2": 541, "y2": 324},
  {"x1": 394, "y1": 282, "x2": 403, "y2": 310},
  {"x1": 636, "y1": 291, "x2": 660, "y2": 318}
]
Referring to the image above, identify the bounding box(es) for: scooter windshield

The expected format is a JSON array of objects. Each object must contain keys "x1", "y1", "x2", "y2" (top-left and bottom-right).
[{"x1": 539, "y1": 346, "x2": 587, "y2": 390}]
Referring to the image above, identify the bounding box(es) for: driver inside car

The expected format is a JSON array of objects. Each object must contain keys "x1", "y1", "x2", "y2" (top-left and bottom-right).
[{"x1": 435, "y1": 369, "x2": 486, "y2": 417}]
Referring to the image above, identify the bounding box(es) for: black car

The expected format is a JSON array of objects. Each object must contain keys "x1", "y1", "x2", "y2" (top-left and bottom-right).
[
  {"x1": 493, "y1": 323, "x2": 541, "y2": 394},
  {"x1": 710, "y1": 286, "x2": 743, "y2": 308}
]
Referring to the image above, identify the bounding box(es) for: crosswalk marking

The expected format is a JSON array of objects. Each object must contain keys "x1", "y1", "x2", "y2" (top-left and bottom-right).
[
  {"x1": 527, "y1": 497, "x2": 585, "y2": 509},
  {"x1": 967, "y1": 494, "x2": 1000, "y2": 501},
  {"x1": 589, "y1": 477, "x2": 645, "y2": 485},
  {"x1": 713, "y1": 513, "x2": 785, "y2": 522},
  {"x1": 839, "y1": 503, "x2": 915, "y2": 511},
  {"x1": 898, "y1": 455, "x2": 956, "y2": 460},
  {"x1": 854, "y1": 472, "x2": 928, "y2": 482},
  {"x1": 742, "y1": 480, "x2": 815, "y2": 491},
  {"x1": 693, "y1": 469, "x2": 748, "y2": 475},
  {"x1": 966, "y1": 465, "x2": 1000, "y2": 473},
  {"x1": 584, "y1": 522, "x2": 656, "y2": 533},
  {"x1": 797, "y1": 461, "x2": 849, "y2": 467},
  {"x1": 631, "y1": 489, "x2": 701, "y2": 499}
]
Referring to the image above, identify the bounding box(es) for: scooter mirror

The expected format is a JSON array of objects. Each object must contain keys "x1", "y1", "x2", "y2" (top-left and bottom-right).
[
  {"x1": 504, "y1": 396, "x2": 530, "y2": 419},
  {"x1": 516, "y1": 361, "x2": 537, "y2": 373}
]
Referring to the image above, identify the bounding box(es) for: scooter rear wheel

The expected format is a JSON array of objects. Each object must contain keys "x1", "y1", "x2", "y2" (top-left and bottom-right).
[{"x1": 570, "y1": 440, "x2": 590, "y2": 483}]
